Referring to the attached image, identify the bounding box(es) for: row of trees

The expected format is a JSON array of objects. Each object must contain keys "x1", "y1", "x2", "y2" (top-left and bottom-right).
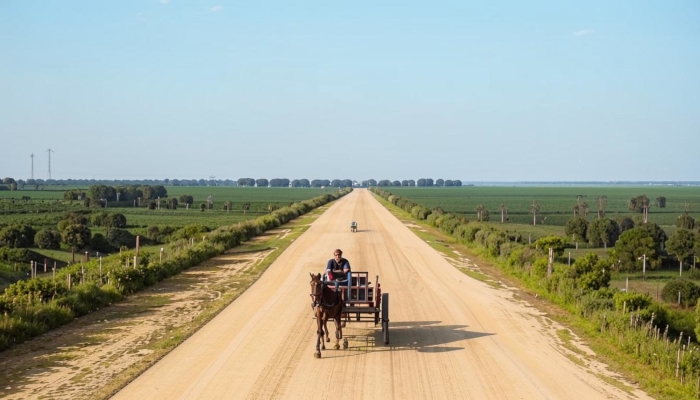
[
  {"x1": 4, "y1": 177, "x2": 466, "y2": 190},
  {"x1": 0, "y1": 211, "x2": 136, "y2": 263},
  {"x1": 364, "y1": 179, "x2": 463, "y2": 187},
  {"x1": 236, "y1": 178, "x2": 356, "y2": 188},
  {"x1": 63, "y1": 185, "x2": 169, "y2": 205}
]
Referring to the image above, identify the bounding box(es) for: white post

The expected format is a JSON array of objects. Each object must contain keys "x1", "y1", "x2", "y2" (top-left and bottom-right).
[
  {"x1": 568, "y1": 252, "x2": 571, "y2": 266},
  {"x1": 99, "y1": 256, "x2": 103, "y2": 283},
  {"x1": 680, "y1": 260, "x2": 683, "y2": 277},
  {"x1": 626, "y1": 276, "x2": 629, "y2": 292}
]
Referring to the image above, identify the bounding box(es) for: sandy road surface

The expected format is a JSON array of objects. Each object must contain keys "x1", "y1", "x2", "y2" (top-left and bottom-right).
[{"x1": 113, "y1": 189, "x2": 651, "y2": 400}]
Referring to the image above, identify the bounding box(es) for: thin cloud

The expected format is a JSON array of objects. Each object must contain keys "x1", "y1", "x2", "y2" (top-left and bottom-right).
[
  {"x1": 135, "y1": 12, "x2": 147, "y2": 22},
  {"x1": 160, "y1": 0, "x2": 169, "y2": 4},
  {"x1": 573, "y1": 29, "x2": 594, "y2": 36},
  {"x1": 210, "y1": 6, "x2": 223, "y2": 13}
]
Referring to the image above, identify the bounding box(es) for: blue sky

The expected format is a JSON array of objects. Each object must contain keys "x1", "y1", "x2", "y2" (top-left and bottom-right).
[{"x1": 1, "y1": 1, "x2": 698, "y2": 182}]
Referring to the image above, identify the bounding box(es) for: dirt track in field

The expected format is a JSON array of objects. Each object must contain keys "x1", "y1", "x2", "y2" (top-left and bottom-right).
[{"x1": 106, "y1": 189, "x2": 651, "y2": 400}]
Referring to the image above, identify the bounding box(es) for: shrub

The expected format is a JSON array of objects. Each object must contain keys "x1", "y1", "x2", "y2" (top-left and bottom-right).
[
  {"x1": 613, "y1": 291, "x2": 652, "y2": 311},
  {"x1": 107, "y1": 228, "x2": 137, "y2": 249},
  {"x1": 35, "y1": 228, "x2": 61, "y2": 250},
  {"x1": 661, "y1": 279, "x2": 700, "y2": 307}
]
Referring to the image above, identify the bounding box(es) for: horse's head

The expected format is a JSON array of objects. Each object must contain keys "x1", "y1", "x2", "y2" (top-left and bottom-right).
[{"x1": 309, "y1": 272, "x2": 323, "y2": 307}]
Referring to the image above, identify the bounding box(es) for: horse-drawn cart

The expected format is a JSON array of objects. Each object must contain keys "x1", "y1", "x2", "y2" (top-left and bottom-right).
[
  {"x1": 310, "y1": 271, "x2": 389, "y2": 358},
  {"x1": 350, "y1": 221, "x2": 358, "y2": 232}
]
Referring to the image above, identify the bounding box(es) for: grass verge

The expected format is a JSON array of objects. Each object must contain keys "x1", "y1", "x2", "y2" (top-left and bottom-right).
[
  {"x1": 90, "y1": 206, "x2": 328, "y2": 399},
  {"x1": 372, "y1": 193, "x2": 690, "y2": 400}
]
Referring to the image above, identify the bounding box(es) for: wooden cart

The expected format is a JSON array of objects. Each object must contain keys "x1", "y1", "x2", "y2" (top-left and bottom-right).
[{"x1": 329, "y1": 271, "x2": 389, "y2": 344}]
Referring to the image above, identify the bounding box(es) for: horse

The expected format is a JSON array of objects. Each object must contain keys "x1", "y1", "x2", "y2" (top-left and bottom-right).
[{"x1": 309, "y1": 272, "x2": 346, "y2": 358}]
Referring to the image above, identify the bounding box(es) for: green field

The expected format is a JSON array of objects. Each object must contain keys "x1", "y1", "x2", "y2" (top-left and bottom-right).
[
  {"x1": 383, "y1": 186, "x2": 700, "y2": 232},
  {"x1": 0, "y1": 186, "x2": 333, "y2": 230}
]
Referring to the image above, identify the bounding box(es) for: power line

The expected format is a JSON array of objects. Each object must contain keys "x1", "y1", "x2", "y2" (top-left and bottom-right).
[{"x1": 46, "y1": 148, "x2": 55, "y2": 180}]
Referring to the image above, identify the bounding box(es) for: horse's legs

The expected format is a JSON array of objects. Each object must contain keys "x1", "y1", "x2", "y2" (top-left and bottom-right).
[
  {"x1": 324, "y1": 317, "x2": 330, "y2": 342},
  {"x1": 334, "y1": 315, "x2": 343, "y2": 350},
  {"x1": 314, "y1": 312, "x2": 322, "y2": 358}
]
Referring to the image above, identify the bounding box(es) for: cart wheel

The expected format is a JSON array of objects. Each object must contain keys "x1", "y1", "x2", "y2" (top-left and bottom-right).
[
  {"x1": 381, "y1": 293, "x2": 389, "y2": 344},
  {"x1": 382, "y1": 320, "x2": 389, "y2": 344}
]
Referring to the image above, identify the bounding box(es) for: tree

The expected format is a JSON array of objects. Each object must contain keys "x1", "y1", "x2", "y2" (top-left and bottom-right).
[
  {"x1": 367, "y1": 179, "x2": 377, "y2": 187},
  {"x1": 90, "y1": 233, "x2": 111, "y2": 253},
  {"x1": 87, "y1": 184, "x2": 117, "y2": 204},
  {"x1": 499, "y1": 204, "x2": 508, "y2": 223},
  {"x1": 587, "y1": 218, "x2": 620, "y2": 249},
  {"x1": 453, "y1": 180, "x2": 462, "y2": 187},
  {"x1": 565, "y1": 253, "x2": 611, "y2": 291},
  {"x1": 475, "y1": 205, "x2": 487, "y2": 222},
  {"x1": 436, "y1": 179, "x2": 444, "y2": 187},
  {"x1": 596, "y1": 195, "x2": 607, "y2": 218},
  {"x1": 677, "y1": 214, "x2": 696, "y2": 230},
  {"x1": 237, "y1": 178, "x2": 255, "y2": 187},
  {"x1": 0, "y1": 224, "x2": 36, "y2": 248},
  {"x1": 616, "y1": 216, "x2": 635, "y2": 234},
  {"x1": 667, "y1": 229, "x2": 696, "y2": 276},
  {"x1": 444, "y1": 180, "x2": 454, "y2": 187},
  {"x1": 106, "y1": 213, "x2": 127, "y2": 234},
  {"x1": 392, "y1": 180, "x2": 401, "y2": 187},
  {"x1": 629, "y1": 195, "x2": 650, "y2": 213},
  {"x1": 655, "y1": 196, "x2": 667, "y2": 208},
  {"x1": 611, "y1": 227, "x2": 660, "y2": 272},
  {"x1": 565, "y1": 217, "x2": 588, "y2": 246},
  {"x1": 639, "y1": 222, "x2": 667, "y2": 253},
  {"x1": 256, "y1": 178, "x2": 269, "y2": 187},
  {"x1": 106, "y1": 228, "x2": 136, "y2": 249},
  {"x1": 61, "y1": 224, "x2": 92, "y2": 263},
  {"x1": 179, "y1": 195, "x2": 194, "y2": 207},
  {"x1": 535, "y1": 236, "x2": 567, "y2": 257},
  {"x1": 417, "y1": 179, "x2": 427, "y2": 187},
  {"x1": 580, "y1": 202, "x2": 590, "y2": 219},
  {"x1": 35, "y1": 228, "x2": 61, "y2": 249},
  {"x1": 662, "y1": 279, "x2": 699, "y2": 307},
  {"x1": 530, "y1": 201, "x2": 540, "y2": 225}
]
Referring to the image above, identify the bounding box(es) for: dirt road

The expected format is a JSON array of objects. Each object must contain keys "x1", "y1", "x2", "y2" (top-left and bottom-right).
[{"x1": 112, "y1": 189, "x2": 651, "y2": 400}]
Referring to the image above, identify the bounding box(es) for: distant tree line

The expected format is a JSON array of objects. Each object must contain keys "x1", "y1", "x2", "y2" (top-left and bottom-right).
[
  {"x1": 362, "y1": 178, "x2": 462, "y2": 187},
  {"x1": 2, "y1": 176, "x2": 464, "y2": 189}
]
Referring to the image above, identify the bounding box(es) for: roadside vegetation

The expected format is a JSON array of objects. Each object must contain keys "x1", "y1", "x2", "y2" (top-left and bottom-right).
[
  {"x1": 0, "y1": 188, "x2": 352, "y2": 352},
  {"x1": 372, "y1": 186, "x2": 700, "y2": 400}
]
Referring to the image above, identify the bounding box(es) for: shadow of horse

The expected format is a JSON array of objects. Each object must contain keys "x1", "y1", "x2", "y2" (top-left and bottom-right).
[
  {"x1": 315, "y1": 320, "x2": 494, "y2": 359},
  {"x1": 376, "y1": 321, "x2": 492, "y2": 352}
]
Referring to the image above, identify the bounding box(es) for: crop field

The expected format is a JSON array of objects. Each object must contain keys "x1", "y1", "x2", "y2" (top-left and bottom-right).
[
  {"x1": 384, "y1": 186, "x2": 700, "y2": 230},
  {"x1": 0, "y1": 186, "x2": 332, "y2": 230}
]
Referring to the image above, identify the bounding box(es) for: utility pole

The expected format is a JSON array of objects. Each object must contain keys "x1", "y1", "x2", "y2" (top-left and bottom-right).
[{"x1": 30, "y1": 153, "x2": 34, "y2": 179}]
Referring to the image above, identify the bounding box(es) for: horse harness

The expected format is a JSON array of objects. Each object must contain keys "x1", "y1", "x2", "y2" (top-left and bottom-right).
[{"x1": 310, "y1": 280, "x2": 341, "y2": 309}]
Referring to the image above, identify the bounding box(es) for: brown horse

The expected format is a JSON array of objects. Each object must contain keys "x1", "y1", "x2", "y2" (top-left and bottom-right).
[{"x1": 309, "y1": 272, "x2": 346, "y2": 358}]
